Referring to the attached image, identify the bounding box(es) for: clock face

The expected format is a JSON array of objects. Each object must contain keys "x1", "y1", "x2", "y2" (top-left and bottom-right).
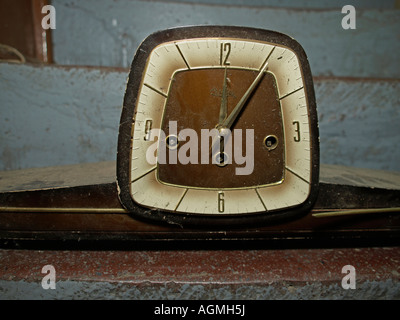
[{"x1": 117, "y1": 26, "x2": 319, "y2": 226}]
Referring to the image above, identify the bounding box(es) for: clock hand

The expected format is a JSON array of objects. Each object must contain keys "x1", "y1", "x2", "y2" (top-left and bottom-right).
[
  {"x1": 218, "y1": 67, "x2": 228, "y2": 126},
  {"x1": 210, "y1": 62, "x2": 268, "y2": 157},
  {"x1": 209, "y1": 67, "x2": 229, "y2": 159},
  {"x1": 222, "y1": 61, "x2": 268, "y2": 130}
]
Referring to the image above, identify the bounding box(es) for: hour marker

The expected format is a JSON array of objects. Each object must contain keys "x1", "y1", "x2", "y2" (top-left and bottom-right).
[
  {"x1": 260, "y1": 46, "x2": 275, "y2": 70},
  {"x1": 131, "y1": 166, "x2": 156, "y2": 183},
  {"x1": 144, "y1": 83, "x2": 168, "y2": 98},
  {"x1": 279, "y1": 86, "x2": 304, "y2": 100},
  {"x1": 285, "y1": 166, "x2": 309, "y2": 184},
  {"x1": 174, "y1": 189, "x2": 189, "y2": 211},
  {"x1": 175, "y1": 43, "x2": 191, "y2": 69},
  {"x1": 255, "y1": 188, "x2": 268, "y2": 211}
]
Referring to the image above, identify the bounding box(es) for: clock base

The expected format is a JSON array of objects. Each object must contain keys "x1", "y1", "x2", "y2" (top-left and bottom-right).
[{"x1": 0, "y1": 162, "x2": 399, "y2": 246}]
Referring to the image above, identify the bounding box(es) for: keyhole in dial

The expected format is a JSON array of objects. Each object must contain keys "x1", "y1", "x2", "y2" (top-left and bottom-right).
[
  {"x1": 215, "y1": 152, "x2": 229, "y2": 167},
  {"x1": 263, "y1": 135, "x2": 278, "y2": 151},
  {"x1": 166, "y1": 135, "x2": 179, "y2": 150}
]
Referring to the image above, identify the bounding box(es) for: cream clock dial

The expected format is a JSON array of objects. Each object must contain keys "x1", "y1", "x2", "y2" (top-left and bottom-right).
[{"x1": 117, "y1": 26, "x2": 319, "y2": 226}]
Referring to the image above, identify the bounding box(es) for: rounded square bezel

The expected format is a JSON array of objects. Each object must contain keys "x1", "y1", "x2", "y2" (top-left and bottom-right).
[{"x1": 117, "y1": 26, "x2": 319, "y2": 227}]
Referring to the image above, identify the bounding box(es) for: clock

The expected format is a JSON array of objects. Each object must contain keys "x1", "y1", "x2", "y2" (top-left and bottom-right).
[{"x1": 117, "y1": 26, "x2": 319, "y2": 227}]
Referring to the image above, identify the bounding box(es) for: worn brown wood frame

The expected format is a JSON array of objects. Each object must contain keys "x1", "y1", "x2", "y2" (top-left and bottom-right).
[{"x1": 0, "y1": 162, "x2": 399, "y2": 245}]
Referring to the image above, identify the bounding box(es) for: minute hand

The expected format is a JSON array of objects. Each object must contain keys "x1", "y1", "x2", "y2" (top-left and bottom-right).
[{"x1": 222, "y1": 62, "x2": 268, "y2": 129}]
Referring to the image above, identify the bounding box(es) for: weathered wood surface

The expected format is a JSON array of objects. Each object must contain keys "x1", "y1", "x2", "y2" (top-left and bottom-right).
[
  {"x1": 1, "y1": 247, "x2": 399, "y2": 300},
  {"x1": 0, "y1": 162, "x2": 399, "y2": 244},
  {"x1": 1, "y1": 161, "x2": 399, "y2": 193},
  {"x1": 0, "y1": 161, "x2": 116, "y2": 192},
  {"x1": 320, "y1": 164, "x2": 400, "y2": 190},
  {"x1": 1, "y1": 63, "x2": 399, "y2": 172},
  {"x1": 51, "y1": 0, "x2": 400, "y2": 78}
]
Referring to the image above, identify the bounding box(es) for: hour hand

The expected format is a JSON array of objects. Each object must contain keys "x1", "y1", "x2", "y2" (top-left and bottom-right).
[
  {"x1": 210, "y1": 67, "x2": 229, "y2": 160},
  {"x1": 218, "y1": 67, "x2": 228, "y2": 126},
  {"x1": 210, "y1": 67, "x2": 228, "y2": 161}
]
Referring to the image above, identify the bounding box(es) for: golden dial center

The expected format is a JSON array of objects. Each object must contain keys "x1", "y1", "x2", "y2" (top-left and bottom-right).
[{"x1": 158, "y1": 67, "x2": 285, "y2": 189}]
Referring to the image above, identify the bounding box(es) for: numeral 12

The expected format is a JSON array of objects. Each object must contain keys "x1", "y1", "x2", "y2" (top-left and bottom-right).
[{"x1": 220, "y1": 43, "x2": 231, "y2": 66}]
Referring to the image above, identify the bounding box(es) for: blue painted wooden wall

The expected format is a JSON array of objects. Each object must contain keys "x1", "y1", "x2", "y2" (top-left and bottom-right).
[
  {"x1": 1, "y1": 0, "x2": 399, "y2": 172},
  {"x1": 52, "y1": 0, "x2": 399, "y2": 78}
]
